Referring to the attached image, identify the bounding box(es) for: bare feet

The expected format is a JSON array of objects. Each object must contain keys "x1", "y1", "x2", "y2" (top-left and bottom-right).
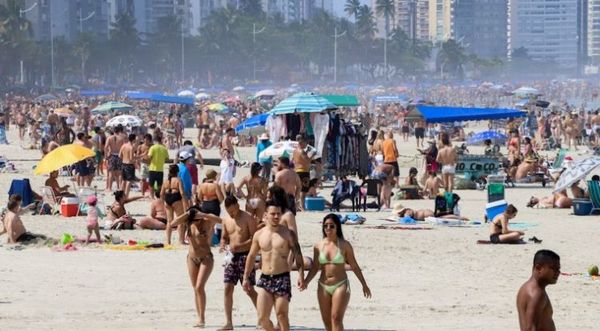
[
  {"x1": 193, "y1": 321, "x2": 205, "y2": 328},
  {"x1": 217, "y1": 324, "x2": 234, "y2": 331}
]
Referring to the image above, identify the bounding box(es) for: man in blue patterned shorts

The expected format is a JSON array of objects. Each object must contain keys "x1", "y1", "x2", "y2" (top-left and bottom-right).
[
  {"x1": 220, "y1": 196, "x2": 258, "y2": 330},
  {"x1": 243, "y1": 200, "x2": 304, "y2": 331}
]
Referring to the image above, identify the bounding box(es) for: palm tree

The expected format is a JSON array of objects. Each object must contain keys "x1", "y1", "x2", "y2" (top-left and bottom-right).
[
  {"x1": 356, "y1": 5, "x2": 377, "y2": 41},
  {"x1": 436, "y1": 39, "x2": 468, "y2": 79},
  {"x1": 375, "y1": 0, "x2": 395, "y2": 38},
  {"x1": 344, "y1": 0, "x2": 361, "y2": 20},
  {"x1": 0, "y1": 0, "x2": 32, "y2": 41},
  {"x1": 109, "y1": 13, "x2": 140, "y2": 81}
]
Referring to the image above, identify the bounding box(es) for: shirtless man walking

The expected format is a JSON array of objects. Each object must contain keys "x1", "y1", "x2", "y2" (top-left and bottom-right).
[
  {"x1": 414, "y1": 119, "x2": 426, "y2": 149},
  {"x1": 274, "y1": 157, "x2": 302, "y2": 215},
  {"x1": 243, "y1": 201, "x2": 304, "y2": 331},
  {"x1": 517, "y1": 250, "x2": 560, "y2": 331},
  {"x1": 119, "y1": 133, "x2": 137, "y2": 197},
  {"x1": 220, "y1": 196, "x2": 258, "y2": 331},
  {"x1": 436, "y1": 132, "x2": 457, "y2": 193},
  {"x1": 105, "y1": 124, "x2": 126, "y2": 191},
  {"x1": 292, "y1": 135, "x2": 314, "y2": 210}
]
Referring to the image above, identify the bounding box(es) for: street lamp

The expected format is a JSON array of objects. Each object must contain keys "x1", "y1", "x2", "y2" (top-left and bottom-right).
[
  {"x1": 79, "y1": 10, "x2": 96, "y2": 33},
  {"x1": 252, "y1": 23, "x2": 266, "y2": 81},
  {"x1": 333, "y1": 27, "x2": 346, "y2": 83},
  {"x1": 384, "y1": 30, "x2": 396, "y2": 81},
  {"x1": 19, "y1": 2, "x2": 38, "y2": 84}
]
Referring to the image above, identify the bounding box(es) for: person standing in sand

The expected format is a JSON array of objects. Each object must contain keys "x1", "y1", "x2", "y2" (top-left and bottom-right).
[
  {"x1": 292, "y1": 135, "x2": 314, "y2": 210},
  {"x1": 119, "y1": 133, "x2": 137, "y2": 197},
  {"x1": 382, "y1": 131, "x2": 400, "y2": 186},
  {"x1": 436, "y1": 132, "x2": 457, "y2": 193},
  {"x1": 219, "y1": 196, "x2": 258, "y2": 331},
  {"x1": 517, "y1": 250, "x2": 560, "y2": 331},
  {"x1": 105, "y1": 124, "x2": 126, "y2": 191},
  {"x1": 301, "y1": 214, "x2": 371, "y2": 331},
  {"x1": 236, "y1": 162, "x2": 268, "y2": 224},
  {"x1": 172, "y1": 206, "x2": 223, "y2": 328},
  {"x1": 243, "y1": 200, "x2": 304, "y2": 331},
  {"x1": 275, "y1": 157, "x2": 302, "y2": 215}
]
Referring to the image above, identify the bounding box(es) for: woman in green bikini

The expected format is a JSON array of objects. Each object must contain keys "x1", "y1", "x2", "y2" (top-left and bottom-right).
[{"x1": 301, "y1": 214, "x2": 371, "y2": 331}]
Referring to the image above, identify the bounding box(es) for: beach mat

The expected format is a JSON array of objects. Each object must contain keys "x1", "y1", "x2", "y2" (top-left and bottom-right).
[
  {"x1": 425, "y1": 217, "x2": 481, "y2": 227},
  {"x1": 103, "y1": 244, "x2": 178, "y2": 251},
  {"x1": 477, "y1": 240, "x2": 527, "y2": 245},
  {"x1": 365, "y1": 225, "x2": 433, "y2": 230}
]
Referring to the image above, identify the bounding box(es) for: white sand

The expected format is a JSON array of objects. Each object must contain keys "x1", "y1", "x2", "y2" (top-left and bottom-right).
[{"x1": 1, "y1": 126, "x2": 599, "y2": 331}]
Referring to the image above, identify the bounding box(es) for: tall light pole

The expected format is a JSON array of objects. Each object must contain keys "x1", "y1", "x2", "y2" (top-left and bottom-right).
[
  {"x1": 384, "y1": 30, "x2": 396, "y2": 81},
  {"x1": 252, "y1": 23, "x2": 266, "y2": 81},
  {"x1": 50, "y1": 0, "x2": 55, "y2": 90},
  {"x1": 19, "y1": 2, "x2": 38, "y2": 84},
  {"x1": 333, "y1": 27, "x2": 346, "y2": 83}
]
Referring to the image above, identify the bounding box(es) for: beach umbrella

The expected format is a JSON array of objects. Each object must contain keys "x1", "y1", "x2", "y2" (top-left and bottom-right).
[
  {"x1": 512, "y1": 87, "x2": 541, "y2": 98},
  {"x1": 92, "y1": 101, "x2": 132, "y2": 114},
  {"x1": 35, "y1": 94, "x2": 57, "y2": 102},
  {"x1": 270, "y1": 92, "x2": 337, "y2": 115},
  {"x1": 467, "y1": 131, "x2": 508, "y2": 145},
  {"x1": 53, "y1": 107, "x2": 74, "y2": 117},
  {"x1": 232, "y1": 86, "x2": 245, "y2": 92},
  {"x1": 553, "y1": 156, "x2": 600, "y2": 193},
  {"x1": 195, "y1": 92, "x2": 211, "y2": 100},
  {"x1": 106, "y1": 115, "x2": 143, "y2": 127},
  {"x1": 255, "y1": 89, "x2": 276, "y2": 99},
  {"x1": 207, "y1": 103, "x2": 230, "y2": 112},
  {"x1": 235, "y1": 113, "x2": 270, "y2": 136},
  {"x1": 178, "y1": 90, "x2": 195, "y2": 97},
  {"x1": 34, "y1": 144, "x2": 95, "y2": 175},
  {"x1": 259, "y1": 140, "x2": 315, "y2": 159}
]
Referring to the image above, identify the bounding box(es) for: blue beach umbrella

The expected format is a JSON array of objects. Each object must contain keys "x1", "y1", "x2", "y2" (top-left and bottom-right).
[
  {"x1": 467, "y1": 131, "x2": 508, "y2": 145},
  {"x1": 270, "y1": 92, "x2": 337, "y2": 115},
  {"x1": 235, "y1": 113, "x2": 270, "y2": 136}
]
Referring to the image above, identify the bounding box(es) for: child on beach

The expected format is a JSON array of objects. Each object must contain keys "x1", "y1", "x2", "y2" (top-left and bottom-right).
[{"x1": 85, "y1": 195, "x2": 102, "y2": 244}]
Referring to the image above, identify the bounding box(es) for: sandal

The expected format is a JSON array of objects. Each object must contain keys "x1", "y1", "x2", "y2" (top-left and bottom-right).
[{"x1": 528, "y1": 236, "x2": 543, "y2": 244}]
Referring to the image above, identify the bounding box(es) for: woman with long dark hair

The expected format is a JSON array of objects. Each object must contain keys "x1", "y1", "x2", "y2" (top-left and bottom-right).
[
  {"x1": 161, "y1": 164, "x2": 188, "y2": 245},
  {"x1": 301, "y1": 214, "x2": 371, "y2": 331}
]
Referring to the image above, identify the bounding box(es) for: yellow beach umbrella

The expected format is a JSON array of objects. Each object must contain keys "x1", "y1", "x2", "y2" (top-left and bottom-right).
[{"x1": 34, "y1": 144, "x2": 95, "y2": 175}]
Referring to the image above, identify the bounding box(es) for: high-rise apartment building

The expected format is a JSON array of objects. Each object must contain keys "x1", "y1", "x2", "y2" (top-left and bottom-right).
[
  {"x1": 509, "y1": 0, "x2": 579, "y2": 68},
  {"x1": 453, "y1": 0, "x2": 508, "y2": 59},
  {"x1": 262, "y1": 0, "x2": 315, "y2": 22},
  {"x1": 395, "y1": 0, "x2": 429, "y2": 41},
  {"x1": 588, "y1": 0, "x2": 600, "y2": 64},
  {"x1": 428, "y1": 0, "x2": 453, "y2": 42}
]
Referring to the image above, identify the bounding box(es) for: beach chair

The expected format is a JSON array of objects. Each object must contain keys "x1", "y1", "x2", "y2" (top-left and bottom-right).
[
  {"x1": 549, "y1": 148, "x2": 567, "y2": 171},
  {"x1": 360, "y1": 179, "x2": 381, "y2": 211},
  {"x1": 39, "y1": 186, "x2": 60, "y2": 215},
  {"x1": 587, "y1": 180, "x2": 600, "y2": 215},
  {"x1": 8, "y1": 179, "x2": 35, "y2": 207}
]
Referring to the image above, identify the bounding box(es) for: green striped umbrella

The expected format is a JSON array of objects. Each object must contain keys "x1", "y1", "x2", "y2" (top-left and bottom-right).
[{"x1": 270, "y1": 92, "x2": 337, "y2": 115}]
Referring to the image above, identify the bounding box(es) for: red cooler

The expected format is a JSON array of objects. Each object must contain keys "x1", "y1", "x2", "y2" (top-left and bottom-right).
[{"x1": 61, "y1": 197, "x2": 79, "y2": 217}]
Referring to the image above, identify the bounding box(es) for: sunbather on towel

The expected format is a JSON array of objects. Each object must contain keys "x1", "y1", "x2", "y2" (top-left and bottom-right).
[
  {"x1": 527, "y1": 190, "x2": 572, "y2": 209},
  {"x1": 392, "y1": 203, "x2": 469, "y2": 221},
  {"x1": 489, "y1": 204, "x2": 523, "y2": 244}
]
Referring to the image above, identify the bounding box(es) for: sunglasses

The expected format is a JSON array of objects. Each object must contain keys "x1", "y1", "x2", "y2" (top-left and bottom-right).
[{"x1": 323, "y1": 223, "x2": 336, "y2": 229}]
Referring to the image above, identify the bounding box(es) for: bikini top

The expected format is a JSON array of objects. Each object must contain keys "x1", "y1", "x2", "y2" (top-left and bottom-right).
[
  {"x1": 318, "y1": 240, "x2": 345, "y2": 265},
  {"x1": 201, "y1": 183, "x2": 218, "y2": 200}
]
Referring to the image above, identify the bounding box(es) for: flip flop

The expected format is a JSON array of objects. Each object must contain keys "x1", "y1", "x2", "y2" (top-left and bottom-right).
[{"x1": 528, "y1": 236, "x2": 543, "y2": 244}]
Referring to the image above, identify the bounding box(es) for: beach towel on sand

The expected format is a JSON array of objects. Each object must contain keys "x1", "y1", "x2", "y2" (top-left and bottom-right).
[
  {"x1": 477, "y1": 240, "x2": 526, "y2": 245},
  {"x1": 340, "y1": 214, "x2": 366, "y2": 225}
]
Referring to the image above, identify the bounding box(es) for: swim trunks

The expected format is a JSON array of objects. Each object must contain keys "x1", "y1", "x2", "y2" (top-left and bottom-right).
[
  {"x1": 122, "y1": 163, "x2": 136, "y2": 181},
  {"x1": 107, "y1": 154, "x2": 122, "y2": 171},
  {"x1": 297, "y1": 171, "x2": 310, "y2": 193},
  {"x1": 415, "y1": 128, "x2": 425, "y2": 139},
  {"x1": 257, "y1": 272, "x2": 292, "y2": 301},
  {"x1": 442, "y1": 165, "x2": 456, "y2": 175},
  {"x1": 75, "y1": 159, "x2": 92, "y2": 177},
  {"x1": 224, "y1": 252, "x2": 256, "y2": 285},
  {"x1": 372, "y1": 171, "x2": 388, "y2": 181},
  {"x1": 286, "y1": 194, "x2": 297, "y2": 215}
]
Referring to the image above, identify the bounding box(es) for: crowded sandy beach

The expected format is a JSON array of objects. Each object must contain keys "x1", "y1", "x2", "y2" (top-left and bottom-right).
[{"x1": 1, "y1": 81, "x2": 600, "y2": 331}]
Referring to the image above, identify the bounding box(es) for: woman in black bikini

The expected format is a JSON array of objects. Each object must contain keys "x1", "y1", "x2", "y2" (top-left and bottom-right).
[
  {"x1": 489, "y1": 204, "x2": 523, "y2": 244},
  {"x1": 172, "y1": 206, "x2": 222, "y2": 328},
  {"x1": 107, "y1": 190, "x2": 144, "y2": 229},
  {"x1": 161, "y1": 165, "x2": 188, "y2": 245}
]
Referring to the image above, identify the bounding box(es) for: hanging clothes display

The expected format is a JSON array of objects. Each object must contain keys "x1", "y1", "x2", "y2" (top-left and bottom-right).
[
  {"x1": 265, "y1": 115, "x2": 286, "y2": 143},
  {"x1": 285, "y1": 113, "x2": 302, "y2": 139},
  {"x1": 324, "y1": 114, "x2": 369, "y2": 178},
  {"x1": 311, "y1": 112, "x2": 329, "y2": 157}
]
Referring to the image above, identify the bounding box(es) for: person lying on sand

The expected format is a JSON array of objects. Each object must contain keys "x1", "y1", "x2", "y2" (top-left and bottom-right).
[
  {"x1": 392, "y1": 203, "x2": 469, "y2": 221},
  {"x1": 489, "y1": 204, "x2": 524, "y2": 244},
  {"x1": 527, "y1": 190, "x2": 572, "y2": 209}
]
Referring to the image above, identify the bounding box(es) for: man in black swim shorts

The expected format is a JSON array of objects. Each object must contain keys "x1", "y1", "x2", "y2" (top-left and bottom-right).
[{"x1": 243, "y1": 201, "x2": 304, "y2": 330}]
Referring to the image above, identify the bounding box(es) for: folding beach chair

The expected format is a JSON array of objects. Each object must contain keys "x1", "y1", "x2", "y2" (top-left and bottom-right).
[
  {"x1": 550, "y1": 149, "x2": 567, "y2": 171},
  {"x1": 360, "y1": 179, "x2": 381, "y2": 211},
  {"x1": 587, "y1": 180, "x2": 600, "y2": 215},
  {"x1": 39, "y1": 186, "x2": 60, "y2": 215}
]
